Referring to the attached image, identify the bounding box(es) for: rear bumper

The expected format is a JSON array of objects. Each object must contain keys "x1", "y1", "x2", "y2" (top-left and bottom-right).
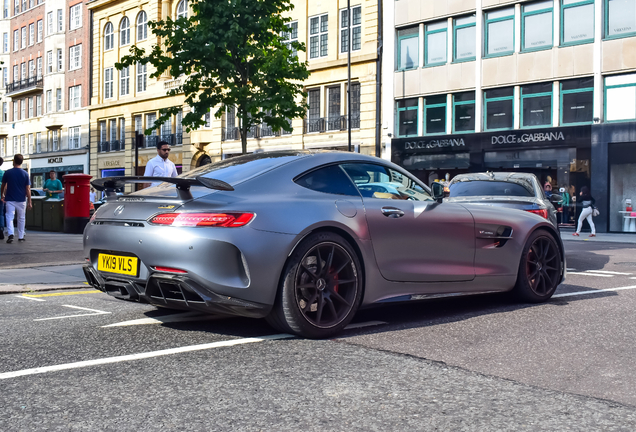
[{"x1": 83, "y1": 264, "x2": 272, "y2": 318}]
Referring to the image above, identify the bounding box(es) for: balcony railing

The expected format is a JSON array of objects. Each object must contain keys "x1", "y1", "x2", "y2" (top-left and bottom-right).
[
  {"x1": 222, "y1": 124, "x2": 293, "y2": 141},
  {"x1": 6, "y1": 77, "x2": 44, "y2": 96},
  {"x1": 97, "y1": 140, "x2": 125, "y2": 153},
  {"x1": 304, "y1": 115, "x2": 360, "y2": 134}
]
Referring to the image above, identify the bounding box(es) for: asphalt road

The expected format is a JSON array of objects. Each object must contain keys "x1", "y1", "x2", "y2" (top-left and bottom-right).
[{"x1": 1, "y1": 241, "x2": 636, "y2": 431}]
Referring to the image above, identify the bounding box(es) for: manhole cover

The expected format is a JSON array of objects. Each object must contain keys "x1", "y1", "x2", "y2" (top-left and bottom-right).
[{"x1": 615, "y1": 262, "x2": 636, "y2": 267}]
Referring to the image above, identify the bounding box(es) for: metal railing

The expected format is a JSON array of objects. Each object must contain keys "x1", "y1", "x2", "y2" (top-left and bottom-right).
[
  {"x1": 304, "y1": 115, "x2": 360, "y2": 134},
  {"x1": 97, "y1": 140, "x2": 125, "y2": 153},
  {"x1": 221, "y1": 124, "x2": 293, "y2": 141},
  {"x1": 6, "y1": 77, "x2": 43, "y2": 95}
]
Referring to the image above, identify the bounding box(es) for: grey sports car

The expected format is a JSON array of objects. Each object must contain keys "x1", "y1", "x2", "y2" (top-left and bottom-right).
[{"x1": 84, "y1": 150, "x2": 565, "y2": 338}]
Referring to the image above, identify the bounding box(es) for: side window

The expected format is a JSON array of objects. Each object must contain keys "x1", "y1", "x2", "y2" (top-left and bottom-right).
[
  {"x1": 295, "y1": 165, "x2": 360, "y2": 196},
  {"x1": 341, "y1": 163, "x2": 432, "y2": 201}
]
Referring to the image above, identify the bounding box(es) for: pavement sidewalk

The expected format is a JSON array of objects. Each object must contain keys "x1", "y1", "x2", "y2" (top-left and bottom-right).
[{"x1": 1, "y1": 228, "x2": 635, "y2": 295}]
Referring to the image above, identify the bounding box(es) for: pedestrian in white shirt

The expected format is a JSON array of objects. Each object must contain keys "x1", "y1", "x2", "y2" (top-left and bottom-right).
[{"x1": 143, "y1": 141, "x2": 178, "y2": 188}]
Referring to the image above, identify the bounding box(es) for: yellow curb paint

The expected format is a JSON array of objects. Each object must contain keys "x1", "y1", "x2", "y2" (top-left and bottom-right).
[{"x1": 22, "y1": 290, "x2": 101, "y2": 298}]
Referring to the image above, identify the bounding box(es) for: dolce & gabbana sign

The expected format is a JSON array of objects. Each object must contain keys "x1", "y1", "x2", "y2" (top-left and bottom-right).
[
  {"x1": 490, "y1": 131, "x2": 565, "y2": 145},
  {"x1": 403, "y1": 138, "x2": 466, "y2": 150}
]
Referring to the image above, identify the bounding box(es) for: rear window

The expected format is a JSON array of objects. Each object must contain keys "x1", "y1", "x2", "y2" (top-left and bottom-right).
[
  {"x1": 449, "y1": 180, "x2": 534, "y2": 197},
  {"x1": 181, "y1": 152, "x2": 306, "y2": 185}
]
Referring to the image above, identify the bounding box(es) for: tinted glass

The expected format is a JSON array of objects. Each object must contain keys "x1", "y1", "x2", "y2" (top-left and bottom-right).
[
  {"x1": 522, "y1": 82, "x2": 552, "y2": 95},
  {"x1": 449, "y1": 180, "x2": 535, "y2": 197},
  {"x1": 341, "y1": 163, "x2": 432, "y2": 201},
  {"x1": 295, "y1": 165, "x2": 359, "y2": 196},
  {"x1": 425, "y1": 105, "x2": 446, "y2": 134},
  {"x1": 454, "y1": 102, "x2": 475, "y2": 132},
  {"x1": 485, "y1": 87, "x2": 514, "y2": 98},
  {"x1": 561, "y1": 77, "x2": 593, "y2": 91},
  {"x1": 182, "y1": 152, "x2": 307, "y2": 185},
  {"x1": 522, "y1": 94, "x2": 552, "y2": 126},
  {"x1": 398, "y1": 108, "x2": 418, "y2": 137},
  {"x1": 562, "y1": 90, "x2": 593, "y2": 124},
  {"x1": 485, "y1": 99, "x2": 513, "y2": 129}
]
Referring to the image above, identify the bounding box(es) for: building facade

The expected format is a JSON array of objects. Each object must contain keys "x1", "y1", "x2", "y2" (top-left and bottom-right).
[
  {"x1": 390, "y1": 0, "x2": 636, "y2": 233},
  {"x1": 87, "y1": 0, "x2": 384, "y2": 181},
  {"x1": 0, "y1": 0, "x2": 90, "y2": 186}
]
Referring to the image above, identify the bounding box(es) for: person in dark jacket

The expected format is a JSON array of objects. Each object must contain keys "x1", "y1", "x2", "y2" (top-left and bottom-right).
[{"x1": 574, "y1": 186, "x2": 596, "y2": 237}]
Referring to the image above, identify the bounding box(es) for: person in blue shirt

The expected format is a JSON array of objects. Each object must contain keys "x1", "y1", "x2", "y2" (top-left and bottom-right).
[
  {"x1": 0, "y1": 154, "x2": 32, "y2": 243},
  {"x1": 43, "y1": 170, "x2": 64, "y2": 199},
  {"x1": 0, "y1": 157, "x2": 4, "y2": 240}
]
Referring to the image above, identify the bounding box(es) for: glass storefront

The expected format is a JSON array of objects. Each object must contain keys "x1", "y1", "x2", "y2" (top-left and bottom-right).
[{"x1": 609, "y1": 142, "x2": 636, "y2": 232}]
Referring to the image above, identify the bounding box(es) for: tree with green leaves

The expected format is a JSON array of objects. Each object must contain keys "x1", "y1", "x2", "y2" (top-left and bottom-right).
[{"x1": 117, "y1": 0, "x2": 309, "y2": 154}]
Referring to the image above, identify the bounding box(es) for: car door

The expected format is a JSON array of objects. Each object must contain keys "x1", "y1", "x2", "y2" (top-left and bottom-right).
[{"x1": 341, "y1": 163, "x2": 475, "y2": 283}]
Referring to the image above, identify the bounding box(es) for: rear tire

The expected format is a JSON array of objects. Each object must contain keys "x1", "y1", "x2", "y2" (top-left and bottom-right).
[
  {"x1": 266, "y1": 232, "x2": 363, "y2": 338},
  {"x1": 513, "y1": 230, "x2": 562, "y2": 302}
]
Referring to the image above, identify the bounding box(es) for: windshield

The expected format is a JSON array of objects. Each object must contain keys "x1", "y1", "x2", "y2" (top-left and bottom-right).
[
  {"x1": 180, "y1": 151, "x2": 308, "y2": 185},
  {"x1": 449, "y1": 180, "x2": 535, "y2": 198}
]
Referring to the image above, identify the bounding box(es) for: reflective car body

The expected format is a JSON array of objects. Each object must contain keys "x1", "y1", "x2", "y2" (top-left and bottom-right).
[
  {"x1": 445, "y1": 172, "x2": 561, "y2": 228},
  {"x1": 83, "y1": 151, "x2": 565, "y2": 337}
]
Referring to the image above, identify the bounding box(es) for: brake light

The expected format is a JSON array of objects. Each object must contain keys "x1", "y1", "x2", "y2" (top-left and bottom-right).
[
  {"x1": 153, "y1": 266, "x2": 187, "y2": 274},
  {"x1": 526, "y1": 209, "x2": 549, "y2": 219},
  {"x1": 149, "y1": 212, "x2": 255, "y2": 227}
]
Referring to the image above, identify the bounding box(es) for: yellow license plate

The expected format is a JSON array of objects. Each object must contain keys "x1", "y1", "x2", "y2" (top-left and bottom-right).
[{"x1": 98, "y1": 254, "x2": 139, "y2": 276}]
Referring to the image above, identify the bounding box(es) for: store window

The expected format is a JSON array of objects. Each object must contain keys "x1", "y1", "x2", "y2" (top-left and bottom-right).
[
  {"x1": 606, "y1": 73, "x2": 636, "y2": 121},
  {"x1": 425, "y1": 21, "x2": 447, "y2": 66},
  {"x1": 609, "y1": 142, "x2": 636, "y2": 232},
  {"x1": 424, "y1": 95, "x2": 446, "y2": 135},
  {"x1": 454, "y1": 15, "x2": 476, "y2": 62},
  {"x1": 561, "y1": 0, "x2": 594, "y2": 45},
  {"x1": 522, "y1": 1, "x2": 553, "y2": 51},
  {"x1": 309, "y1": 13, "x2": 328, "y2": 59},
  {"x1": 484, "y1": 87, "x2": 514, "y2": 131},
  {"x1": 485, "y1": 7, "x2": 514, "y2": 57},
  {"x1": 453, "y1": 91, "x2": 475, "y2": 132},
  {"x1": 561, "y1": 77, "x2": 593, "y2": 125},
  {"x1": 606, "y1": 0, "x2": 636, "y2": 38},
  {"x1": 396, "y1": 98, "x2": 418, "y2": 137},
  {"x1": 397, "y1": 27, "x2": 418, "y2": 70},
  {"x1": 521, "y1": 82, "x2": 552, "y2": 127}
]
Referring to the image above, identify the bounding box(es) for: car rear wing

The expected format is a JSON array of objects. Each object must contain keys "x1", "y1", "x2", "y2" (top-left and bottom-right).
[{"x1": 91, "y1": 176, "x2": 234, "y2": 200}]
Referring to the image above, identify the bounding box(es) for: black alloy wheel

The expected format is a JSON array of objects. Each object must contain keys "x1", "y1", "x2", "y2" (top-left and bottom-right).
[
  {"x1": 266, "y1": 232, "x2": 363, "y2": 338},
  {"x1": 513, "y1": 231, "x2": 562, "y2": 302}
]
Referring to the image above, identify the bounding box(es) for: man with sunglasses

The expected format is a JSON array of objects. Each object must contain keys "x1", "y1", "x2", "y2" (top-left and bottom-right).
[{"x1": 144, "y1": 141, "x2": 178, "y2": 188}]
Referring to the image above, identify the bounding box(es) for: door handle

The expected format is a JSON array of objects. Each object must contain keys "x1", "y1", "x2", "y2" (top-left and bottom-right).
[{"x1": 381, "y1": 207, "x2": 404, "y2": 218}]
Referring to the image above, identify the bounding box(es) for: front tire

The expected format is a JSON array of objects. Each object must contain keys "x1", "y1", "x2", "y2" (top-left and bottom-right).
[
  {"x1": 513, "y1": 230, "x2": 562, "y2": 302},
  {"x1": 266, "y1": 232, "x2": 363, "y2": 338}
]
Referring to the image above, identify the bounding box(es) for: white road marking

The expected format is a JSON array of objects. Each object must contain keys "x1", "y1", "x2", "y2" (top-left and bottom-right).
[
  {"x1": 344, "y1": 321, "x2": 387, "y2": 330},
  {"x1": 566, "y1": 272, "x2": 614, "y2": 277},
  {"x1": 553, "y1": 285, "x2": 636, "y2": 298},
  {"x1": 103, "y1": 312, "x2": 221, "y2": 327},
  {"x1": 34, "y1": 305, "x2": 111, "y2": 321},
  {"x1": 585, "y1": 270, "x2": 632, "y2": 275},
  {"x1": 0, "y1": 334, "x2": 293, "y2": 380},
  {"x1": 15, "y1": 295, "x2": 45, "y2": 302},
  {"x1": 566, "y1": 268, "x2": 576, "y2": 271}
]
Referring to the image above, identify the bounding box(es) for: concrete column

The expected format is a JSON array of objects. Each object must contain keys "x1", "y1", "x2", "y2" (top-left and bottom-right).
[
  {"x1": 447, "y1": 17, "x2": 453, "y2": 63},
  {"x1": 593, "y1": 0, "x2": 603, "y2": 122},
  {"x1": 553, "y1": 81, "x2": 560, "y2": 126},
  {"x1": 475, "y1": 1, "x2": 483, "y2": 132},
  {"x1": 514, "y1": 85, "x2": 521, "y2": 129},
  {"x1": 446, "y1": 93, "x2": 453, "y2": 134},
  {"x1": 417, "y1": 96, "x2": 424, "y2": 136},
  {"x1": 553, "y1": 1, "x2": 560, "y2": 47},
  {"x1": 418, "y1": 23, "x2": 424, "y2": 69},
  {"x1": 514, "y1": 3, "x2": 521, "y2": 53}
]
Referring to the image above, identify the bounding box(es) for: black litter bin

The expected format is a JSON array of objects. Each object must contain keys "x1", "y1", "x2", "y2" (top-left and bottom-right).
[{"x1": 42, "y1": 199, "x2": 64, "y2": 232}]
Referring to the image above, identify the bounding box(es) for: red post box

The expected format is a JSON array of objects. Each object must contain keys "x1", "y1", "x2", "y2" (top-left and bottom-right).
[{"x1": 63, "y1": 173, "x2": 93, "y2": 233}]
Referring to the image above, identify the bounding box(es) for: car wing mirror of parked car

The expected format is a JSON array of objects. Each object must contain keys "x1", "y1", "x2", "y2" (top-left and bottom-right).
[
  {"x1": 549, "y1": 193, "x2": 563, "y2": 205},
  {"x1": 431, "y1": 182, "x2": 444, "y2": 203}
]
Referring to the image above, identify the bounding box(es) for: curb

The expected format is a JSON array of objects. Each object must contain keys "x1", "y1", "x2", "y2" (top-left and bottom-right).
[
  {"x1": 0, "y1": 261, "x2": 85, "y2": 270},
  {"x1": 0, "y1": 283, "x2": 92, "y2": 295}
]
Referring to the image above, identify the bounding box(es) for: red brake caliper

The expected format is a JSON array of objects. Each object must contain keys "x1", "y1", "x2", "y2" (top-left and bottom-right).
[{"x1": 331, "y1": 268, "x2": 339, "y2": 293}]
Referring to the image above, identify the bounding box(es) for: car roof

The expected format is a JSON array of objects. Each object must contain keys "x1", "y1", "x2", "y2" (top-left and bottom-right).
[{"x1": 450, "y1": 172, "x2": 539, "y2": 182}]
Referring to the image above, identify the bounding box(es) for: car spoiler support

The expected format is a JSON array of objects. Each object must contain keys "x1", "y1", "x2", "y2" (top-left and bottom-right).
[{"x1": 91, "y1": 176, "x2": 234, "y2": 201}]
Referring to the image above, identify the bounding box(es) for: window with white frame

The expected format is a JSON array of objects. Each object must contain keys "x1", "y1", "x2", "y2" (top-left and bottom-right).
[
  {"x1": 309, "y1": 14, "x2": 328, "y2": 59},
  {"x1": 454, "y1": 15, "x2": 476, "y2": 62},
  {"x1": 104, "y1": 22, "x2": 114, "y2": 50},
  {"x1": 137, "y1": 62, "x2": 146, "y2": 92},
  {"x1": 20, "y1": 135, "x2": 25, "y2": 154},
  {"x1": 137, "y1": 11, "x2": 147, "y2": 41},
  {"x1": 52, "y1": 129, "x2": 59, "y2": 150},
  {"x1": 120, "y1": 17, "x2": 130, "y2": 45},
  {"x1": 20, "y1": 62, "x2": 25, "y2": 80},
  {"x1": 120, "y1": 118, "x2": 126, "y2": 145},
  {"x1": 13, "y1": 65, "x2": 18, "y2": 83},
  {"x1": 13, "y1": 0, "x2": 17, "y2": 15},
  {"x1": 28, "y1": 97, "x2": 32, "y2": 118},
  {"x1": 69, "y1": 126, "x2": 80, "y2": 149},
  {"x1": 57, "y1": 9, "x2": 63, "y2": 32},
  {"x1": 12, "y1": 101, "x2": 17, "y2": 121},
  {"x1": 46, "y1": 90, "x2": 52, "y2": 112},
  {"x1": 56, "y1": 88, "x2": 61, "y2": 111},
  {"x1": 36, "y1": 56, "x2": 42, "y2": 77},
  {"x1": 47, "y1": 11, "x2": 52, "y2": 34},
  {"x1": 70, "y1": 4, "x2": 81, "y2": 30},
  {"x1": 340, "y1": 6, "x2": 361, "y2": 53},
  {"x1": 69, "y1": 85, "x2": 81, "y2": 109},
  {"x1": 57, "y1": 48, "x2": 63, "y2": 71},
  {"x1": 69, "y1": 44, "x2": 81, "y2": 70},
  {"x1": 28, "y1": 134, "x2": 33, "y2": 154},
  {"x1": 176, "y1": 0, "x2": 187, "y2": 19},
  {"x1": 425, "y1": 21, "x2": 447, "y2": 66},
  {"x1": 12, "y1": 29, "x2": 17, "y2": 51},
  {"x1": 21, "y1": 26, "x2": 26, "y2": 49},
  {"x1": 28, "y1": 59, "x2": 34, "y2": 77},
  {"x1": 12, "y1": 136, "x2": 17, "y2": 155},
  {"x1": 282, "y1": 21, "x2": 298, "y2": 57},
  {"x1": 20, "y1": 99, "x2": 25, "y2": 119},
  {"x1": 47, "y1": 50, "x2": 52, "y2": 73},
  {"x1": 120, "y1": 66, "x2": 129, "y2": 96},
  {"x1": 36, "y1": 94, "x2": 41, "y2": 116},
  {"x1": 561, "y1": 0, "x2": 594, "y2": 45},
  {"x1": 2, "y1": 68, "x2": 6, "y2": 86},
  {"x1": 1, "y1": 102, "x2": 5, "y2": 123},
  {"x1": 28, "y1": 22, "x2": 33, "y2": 45},
  {"x1": 104, "y1": 67, "x2": 113, "y2": 98},
  {"x1": 3, "y1": 32, "x2": 7, "y2": 52},
  {"x1": 37, "y1": 19, "x2": 42, "y2": 42},
  {"x1": 36, "y1": 132, "x2": 41, "y2": 152},
  {"x1": 485, "y1": 7, "x2": 515, "y2": 57}
]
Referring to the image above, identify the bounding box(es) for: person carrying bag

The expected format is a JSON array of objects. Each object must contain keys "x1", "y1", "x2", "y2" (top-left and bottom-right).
[{"x1": 573, "y1": 186, "x2": 597, "y2": 237}]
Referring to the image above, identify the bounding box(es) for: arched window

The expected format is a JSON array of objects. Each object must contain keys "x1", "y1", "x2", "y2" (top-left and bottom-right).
[
  {"x1": 176, "y1": 0, "x2": 188, "y2": 19},
  {"x1": 120, "y1": 17, "x2": 130, "y2": 46},
  {"x1": 104, "y1": 22, "x2": 114, "y2": 51},
  {"x1": 137, "y1": 11, "x2": 148, "y2": 41}
]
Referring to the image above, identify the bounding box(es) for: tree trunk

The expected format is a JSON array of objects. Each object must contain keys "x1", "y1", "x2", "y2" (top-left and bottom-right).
[{"x1": 241, "y1": 124, "x2": 248, "y2": 154}]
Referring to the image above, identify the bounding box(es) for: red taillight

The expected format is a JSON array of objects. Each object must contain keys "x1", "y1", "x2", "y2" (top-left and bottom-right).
[
  {"x1": 149, "y1": 212, "x2": 255, "y2": 227},
  {"x1": 526, "y1": 209, "x2": 549, "y2": 219},
  {"x1": 153, "y1": 266, "x2": 187, "y2": 274}
]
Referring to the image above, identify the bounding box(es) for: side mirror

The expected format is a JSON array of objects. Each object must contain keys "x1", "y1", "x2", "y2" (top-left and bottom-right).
[
  {"x1": 549, "y1": 193, "x2": 563, "y2": 205},
  {"x1": 431, "y1": 182, "x2": 444, "y2": 202}
]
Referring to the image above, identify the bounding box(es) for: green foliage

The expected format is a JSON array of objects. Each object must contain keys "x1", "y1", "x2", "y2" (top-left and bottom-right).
[{"x1": 117, "y1": 0, "x2": 309, "y2": 154}]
